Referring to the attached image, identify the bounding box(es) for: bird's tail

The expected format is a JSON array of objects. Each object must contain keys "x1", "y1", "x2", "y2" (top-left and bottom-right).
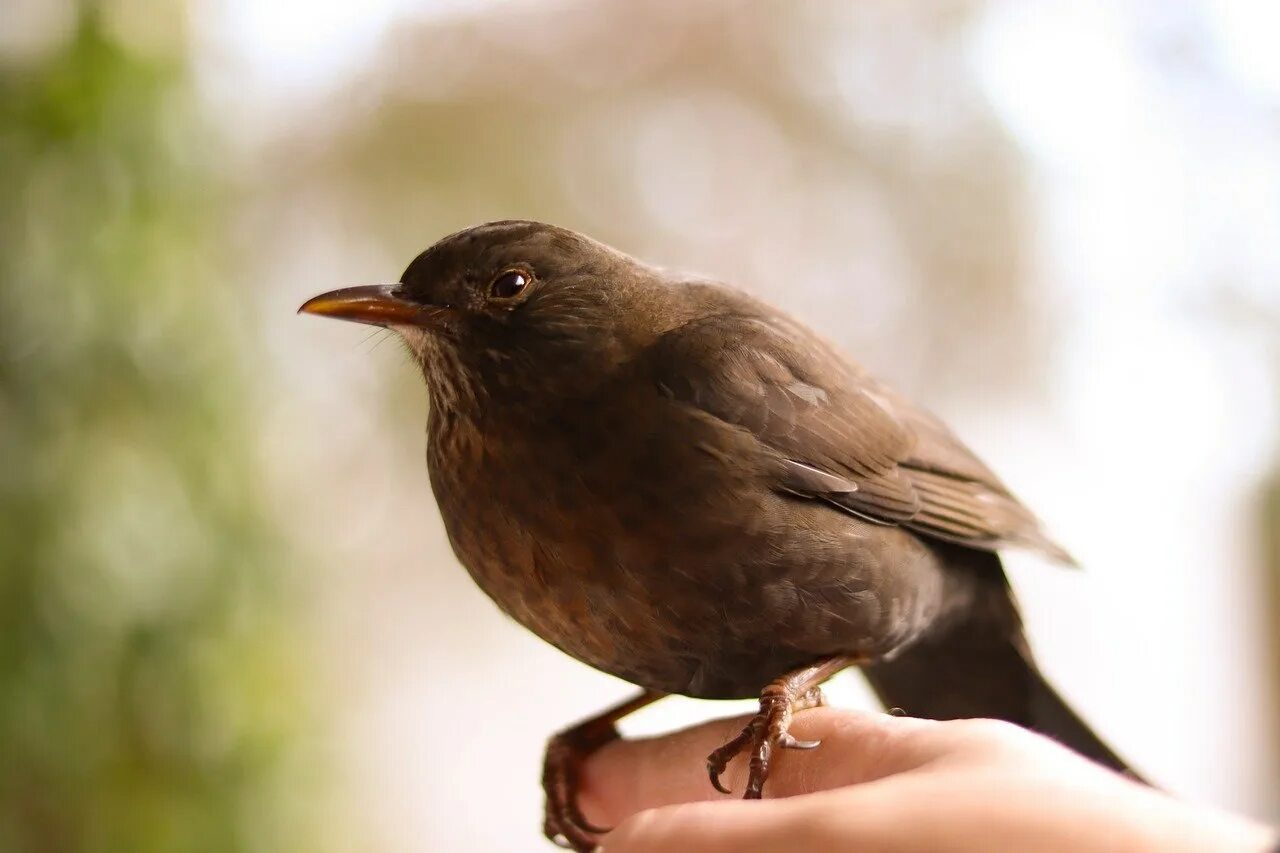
[{"x1": 861, "y1": 562, "x2": 1138, "y2": 778}]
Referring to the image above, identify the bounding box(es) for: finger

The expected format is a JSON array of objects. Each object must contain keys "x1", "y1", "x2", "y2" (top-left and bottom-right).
[
  {"x1": 578, "y1": 706, "x2": 943, "y2": 829},
  {"x1": 598, "y1": 798, "x2": 820, "y2": 853}
]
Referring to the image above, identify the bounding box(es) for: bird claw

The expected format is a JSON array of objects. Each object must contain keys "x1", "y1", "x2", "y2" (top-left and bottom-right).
[
  {"x1": 541, "y1": 690, "x2": 664, "y2": 851},
  {"x1": 707, "y1": 759, "x2": 734, "y2": 795},
  {"x1": 780, "y1": 733, "x2": 821, "y2": 750},
  {"x1": 704, "y1": 676, "x2": 831, "y2": 799},
  {"x1": 704, "y1": 707, "x2": 803, "y2": 798},
  {"x1": 705, "y1": 719, "x2": 759, "y2": 794},
  {"x1": 711, "y1": 758, "x2": 732, "y2": 794},
  {"x1": 542, "y1": 727, "x2": 615, "y2": 852}
]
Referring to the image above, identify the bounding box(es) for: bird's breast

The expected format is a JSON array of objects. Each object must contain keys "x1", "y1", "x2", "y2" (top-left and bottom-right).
[
  {"x1": 423, "y1": 396, "x2": 952, "y2": 698},
  {"x1": 429, "y1": 404, "x2": 730, "y2": 665}
]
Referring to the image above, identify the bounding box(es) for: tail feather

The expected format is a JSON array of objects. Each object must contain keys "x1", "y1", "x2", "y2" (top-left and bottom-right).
[{"x1": 862, "y1": 564, "x2": 1138, "y2": 778}]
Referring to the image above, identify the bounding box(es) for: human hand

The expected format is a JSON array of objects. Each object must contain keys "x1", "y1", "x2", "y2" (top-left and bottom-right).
[{"x1": 576, "y1": 707, "x2": 1274, "y2": 852}]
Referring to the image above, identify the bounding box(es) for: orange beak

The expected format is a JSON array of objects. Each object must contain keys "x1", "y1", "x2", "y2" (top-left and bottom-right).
[{"x1": 298, "y1": 284, "x2": 440, "y2": 327}]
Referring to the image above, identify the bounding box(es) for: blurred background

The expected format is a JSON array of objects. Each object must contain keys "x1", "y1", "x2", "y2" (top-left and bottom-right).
[{"x1": 2, "y1": 0, "x2": 1278, "y2": 850}]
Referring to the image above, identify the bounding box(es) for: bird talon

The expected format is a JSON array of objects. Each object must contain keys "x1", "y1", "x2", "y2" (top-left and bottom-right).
[
  {"x1": 702, "y1": 659, "x2": 851, "y2": 799},
  {"x1": 542, "y1": 730, "x2": 612, "y2": 851},
  {"x1": 540, "y1": 691, "x2": 663, "y2": 852},
  {"x1": 780, "y1": 734, "x2": 821, "y2": 750},
  {"x1": 707, "y1": 762, "x2": 733, "y2": 795}
]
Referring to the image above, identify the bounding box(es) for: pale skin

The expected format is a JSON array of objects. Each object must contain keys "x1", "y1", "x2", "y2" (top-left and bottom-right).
[{"x1": 576, "y1": 708, "x2": 1276, "y2": 853}]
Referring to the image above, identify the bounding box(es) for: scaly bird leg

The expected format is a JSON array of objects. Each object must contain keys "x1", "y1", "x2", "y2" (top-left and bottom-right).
[
  {"x1": 542, "y1": 689, "x2": 664, "y2": 851},
  {"x1": 706, "y1": 656, "x2": 855, "y2": 799}
]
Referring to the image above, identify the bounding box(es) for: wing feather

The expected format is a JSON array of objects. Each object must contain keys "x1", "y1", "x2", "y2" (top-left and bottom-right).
[{"x1": 645, "y1": 299, "x2": 1074, "y2": 564}]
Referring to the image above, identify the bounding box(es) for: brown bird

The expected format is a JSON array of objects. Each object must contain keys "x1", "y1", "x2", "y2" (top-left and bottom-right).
[{"x1": 301, "y1": 220, "x2": 1135, "y2": 851}]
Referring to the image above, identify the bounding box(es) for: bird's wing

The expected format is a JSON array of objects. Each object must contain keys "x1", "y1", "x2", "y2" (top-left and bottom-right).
[{"x1": 644, "y1": 308, "x2": 1074, "y2": 563}]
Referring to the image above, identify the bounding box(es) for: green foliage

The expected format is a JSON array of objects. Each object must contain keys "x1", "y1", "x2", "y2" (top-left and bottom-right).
[{"x1": 0, "y1": 10, "x2": 310, "y2": 853}]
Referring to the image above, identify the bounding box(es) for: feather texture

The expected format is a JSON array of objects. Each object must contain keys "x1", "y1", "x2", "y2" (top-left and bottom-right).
[{"x1": 643, "y1": 297, "x2": 1075, "y2": 564}]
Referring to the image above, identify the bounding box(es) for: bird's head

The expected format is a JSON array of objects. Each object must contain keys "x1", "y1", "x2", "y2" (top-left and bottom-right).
[{"x1": 300, "y1": 220, "x2": 677, "y2": 410}]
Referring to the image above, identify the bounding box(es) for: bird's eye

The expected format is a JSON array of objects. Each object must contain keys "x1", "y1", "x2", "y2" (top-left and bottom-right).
[{"x1": 489, "y1": 270, "x2": 528, "y2": 299}]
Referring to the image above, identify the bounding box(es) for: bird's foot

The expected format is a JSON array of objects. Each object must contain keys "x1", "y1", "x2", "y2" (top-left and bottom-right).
[
  {"x1": 541, "y1": 690, "x2": 663, "y2": 852},
  {"x1": 542, "y1": 723, "x2": 615, "y2": 851},
  {"x1": 705, "y1": 656, "x2": 854, "y2": 799},
  {"x1": 705, "y1": 684, "x2": 825, "y2": 798}
]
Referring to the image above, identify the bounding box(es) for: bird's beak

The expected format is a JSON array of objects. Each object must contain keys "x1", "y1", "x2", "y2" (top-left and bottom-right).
[{"x1": 298, "y1": 284, "x2": 440, "y2": 327}]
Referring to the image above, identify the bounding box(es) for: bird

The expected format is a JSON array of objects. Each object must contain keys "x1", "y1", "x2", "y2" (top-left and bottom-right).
[{"x1": 300, "y1": 220, "x2": 1136, "y2": 851}]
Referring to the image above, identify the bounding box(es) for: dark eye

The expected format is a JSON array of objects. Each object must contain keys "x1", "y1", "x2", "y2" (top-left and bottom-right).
[{"x1": 490, "y1": 270, "x2": 528, "y2": 299}]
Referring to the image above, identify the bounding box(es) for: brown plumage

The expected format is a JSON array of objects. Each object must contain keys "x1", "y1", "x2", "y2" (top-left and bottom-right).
[{"x1": 300, "y1": 220, "x2": 1135, "y2": 851}]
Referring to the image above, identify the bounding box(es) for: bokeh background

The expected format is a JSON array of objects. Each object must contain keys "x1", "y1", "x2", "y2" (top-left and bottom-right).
[{"x1": 3, "y1": 0, "x2": 1278, "y2": 850}]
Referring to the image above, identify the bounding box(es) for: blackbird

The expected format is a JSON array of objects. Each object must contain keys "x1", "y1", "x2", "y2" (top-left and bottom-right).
[{"x1": 301, "y1": 220, "x2": 1136, "y2": 851}]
